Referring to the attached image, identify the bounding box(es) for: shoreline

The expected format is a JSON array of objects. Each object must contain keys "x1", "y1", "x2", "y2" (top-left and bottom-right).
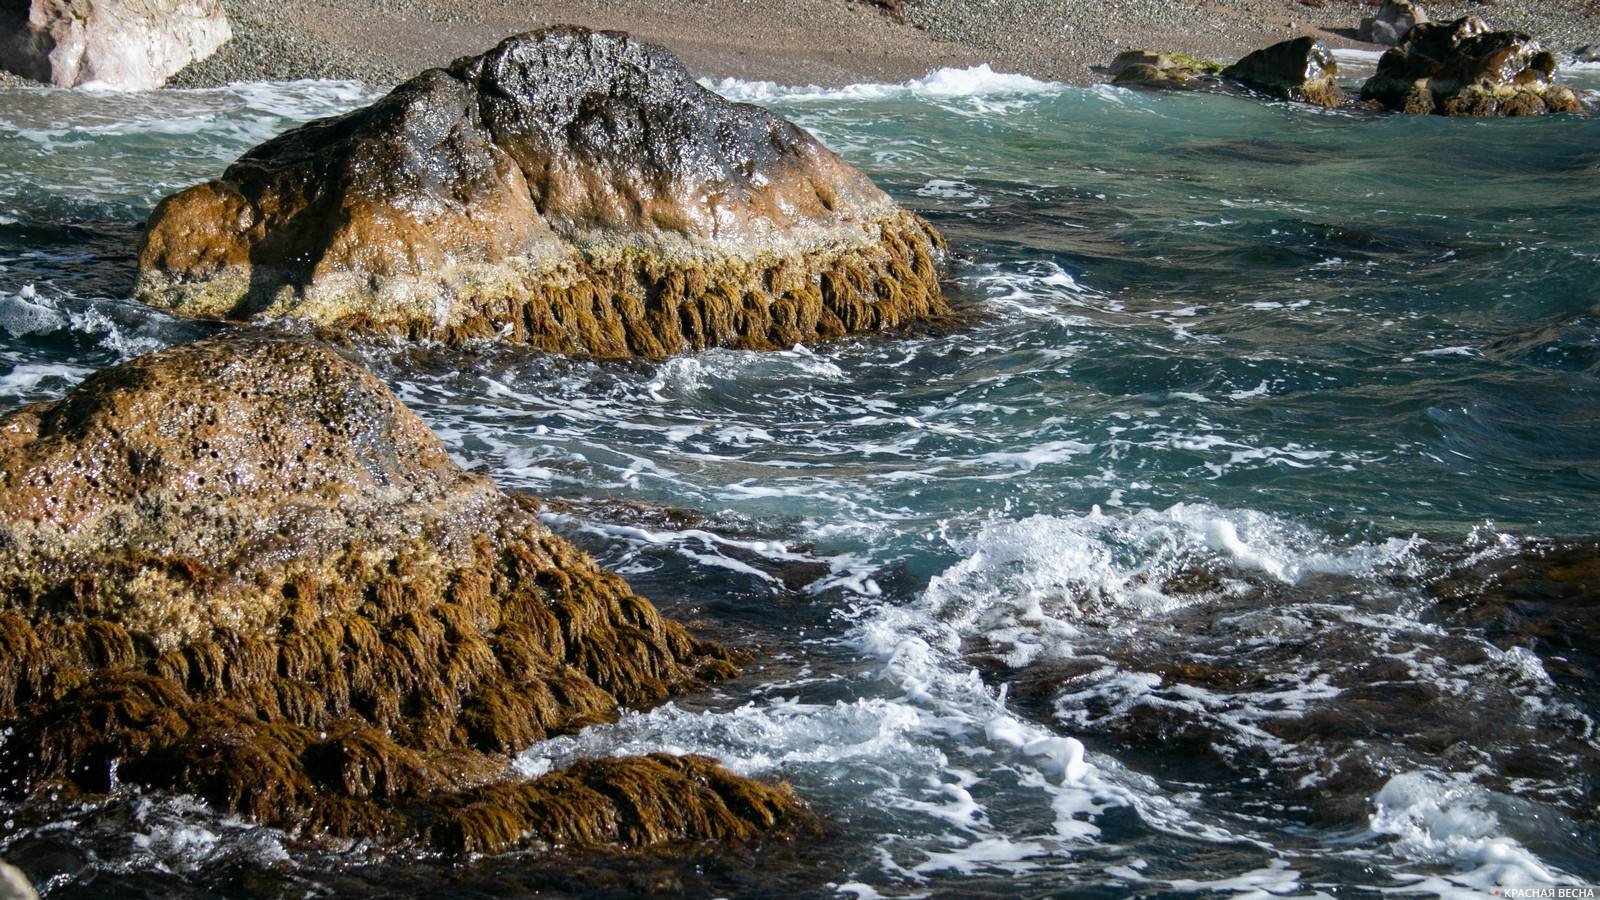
[{"x1": 150, "y1": 0, "x2": 1600, "y2": 91}]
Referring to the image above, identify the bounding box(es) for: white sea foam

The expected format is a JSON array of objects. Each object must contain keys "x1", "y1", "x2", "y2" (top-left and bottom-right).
[
  {"x1": 1371, "y1": 772, "x2": 1576, "y2": 892},
  {"x1": 705, "y1": 65, "x2": 1063, "y2": 105},
  {"x1": 126, "y1": 794, "x2": 292, "y2": 872},
  {"x1": 0, "y1": 286, "x2": 169, "y2": 362},
  {"x1": 906, "y1": 505, "x2": 1419, "y2": 655},
  {"x1": 0, "y1": 284, "x2": 69, "y2": 336}
]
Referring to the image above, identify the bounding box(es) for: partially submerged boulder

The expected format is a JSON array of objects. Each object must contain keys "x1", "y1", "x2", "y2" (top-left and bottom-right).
[
  {"x1": 1221, "y1": 36, "x2": 1344, "y2": 108},
  {"x1": 0, "y1": 332, "x2": 804, "y2": 853},
  {"x1": 1110, "y1": 42, "x2": 1341, "y2": 109},
  {"x1": 0, "y1": 0, "x2": 231, "y2": 90},
  {"x1": 136, "y1": 27, "x2": 947, "y2": 356},
  {"x1": 1360, "y1": 16, "x2": 1588, "y2": 116},
  {"x1": 1109, "y1": 50, "x2": 1224, "y2": 88},
  {"x1": 1358, "y1": 0, "x2": 1428, "y2": 47}
]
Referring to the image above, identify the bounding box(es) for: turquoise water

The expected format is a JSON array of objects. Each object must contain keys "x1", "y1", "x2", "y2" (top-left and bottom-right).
[{"x1": 1, "y1": 64, "x2": 1597, "y2": 897}]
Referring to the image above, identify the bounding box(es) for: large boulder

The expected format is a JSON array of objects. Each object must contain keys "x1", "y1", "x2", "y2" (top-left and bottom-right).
[
  {"x1": 1221, "y1": 36, "x2": 1344, "y2": 108},
  {"x1": 0, "y1": 332, "x2": 804, "y2": 853},
  {"x1": 1360, "y1": 16, "x2": 1588, "y2": 116},
  {"x1": 135, "y1": 27, "x2": 947, "y2": 356},
  {"x1": 1358, "y1": 0, "x2": 1428, "y2": 47},
  {"x1": 0, "y1": 0, "x2": 231, "y2": 90}
]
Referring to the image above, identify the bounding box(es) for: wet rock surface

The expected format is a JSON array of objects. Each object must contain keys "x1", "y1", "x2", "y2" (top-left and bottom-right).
[
  {"x1": 1425, "y1": 539, "x2": 1600, "y2": 699},
  {"x1": 0, "y1": 332, "x2": 805, "y2": 854},
  {"x1": 1359, "y1": 16, "x2": 1589, "y2": 116},
  {"x1": 137, "y1": 26, "x2": 947, "y2": 356},
  {"x1": 1221, "y1": 36, "x2": 1344, "y2": 108},
  {"x1": 0, "y1": 0, "x2": 231, "y2": 90}
]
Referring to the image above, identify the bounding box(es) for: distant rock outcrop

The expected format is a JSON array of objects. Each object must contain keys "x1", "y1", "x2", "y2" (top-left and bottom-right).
[
  {"x1": 136, "y1": 27, "x2": 947, "y2": 356},
  {"x1": 1360, "y1": 16, "x2": 1588, "y2": 116},
  {"x1": 1108, "y1": 50, "x2": 1224, "y2": 88},
  {"x1": 0, "y1": 0, "x2": 231, "y2": 90},
  {"x1": 1109, "y1": 41, "x2": 1341, "y2": 109},
  {"x1": 1358, "y1": 0, "x2": 1428, "y2": 47},
  {"x1": 0, "y1": 333, "x2": 805, "y2": 853},
  {"x1": 1221, "y1": 36, "x2": 1344, "y2": 108}
]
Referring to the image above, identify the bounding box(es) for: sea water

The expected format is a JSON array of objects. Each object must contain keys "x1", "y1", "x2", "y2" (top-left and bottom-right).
[{"x1": 0, "y1": 59, "x2": 1597, "y2": 897}]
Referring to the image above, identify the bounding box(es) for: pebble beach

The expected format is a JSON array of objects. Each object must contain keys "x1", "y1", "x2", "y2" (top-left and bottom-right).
[{"x1": 154, "y1": 0, "x2": 1600, "y2": 89}]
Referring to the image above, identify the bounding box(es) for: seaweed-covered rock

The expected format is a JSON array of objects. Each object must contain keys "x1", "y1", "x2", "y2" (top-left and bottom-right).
[
  {"x1": 1222, "y1": 37, "x2": 1345, "y2": 108},
  {"x1": 0, "y1": 0, "x2": 231, "y2": 90},
  {"x1": 1359, "y1": 0, "x2": 1428, "y2": 47},
  {"x1": 1359, "y1": 16, "x2": 1588, "y2": 116},
  {"x1": 135, "y1": 27, "x2": 946, "y2": 356},
  {"x1": 0, "y1": 332, "x2": 804, "y2": 853},
  {"x1": 1108, "y1": 50, "x2": 1224, "y2": 88}
]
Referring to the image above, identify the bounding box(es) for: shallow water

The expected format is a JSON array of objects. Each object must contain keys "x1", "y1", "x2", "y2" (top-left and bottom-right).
[{"x1": 1, "y1": 63, "x2": 1598, "y2": 898}]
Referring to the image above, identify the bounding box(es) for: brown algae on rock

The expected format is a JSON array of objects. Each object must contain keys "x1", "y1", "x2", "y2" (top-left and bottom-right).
[
  {"x1": 0, "y1": 332, "x2": 806, "y2": 854},
  {"x1": 1359, "y1": 16, "x2": 1588, "y2": 116},
  {"x1": 135, "y1": 26, "x2": 948, "y2": 355}
]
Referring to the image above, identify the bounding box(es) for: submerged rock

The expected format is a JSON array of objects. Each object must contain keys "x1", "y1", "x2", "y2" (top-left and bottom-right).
[
  {"x1": 1427, "y1": 539, "x2": 1600, "y2": 690},
  {"x1": 1358, "y1": 0, "x2": 1428, "y2": 47},
  {"x1": 0, "y1": 0, "x2": 231, "y2": 90},
  {"x1": 1360, "y1": 16, "x2": 1588, "y2": 116},
  {"x1": 0, "y1": 333, "x2": 804, "y2": 853},
  {"x1": 136, "y1": 27, "x2": 947, "y2": 356},
  {"x1": 1221, "y1": 36, "x2": 1344, "y2": 108},
  {"x1": 1108, "y1": 50, "x2": 1224, "y2": 88}
]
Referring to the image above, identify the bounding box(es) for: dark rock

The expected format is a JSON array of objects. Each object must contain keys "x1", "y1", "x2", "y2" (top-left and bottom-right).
[
  {"x1": 1427, "y1": 539, "x2": 1600, "y2": 691},
  {"x1": 1358, "y1": 0, "x2": 1429, "y2": 47},
  {"x1": 1109, "y1": 50, "x2": 1225, "y2": 88},
  {"x1": 0, "y1": 332, "x2": 806, "y2": 854},
  {"x1": 136, "y1": 27, "x2": 947, "y2": 356},
  {"x1": 1575, "y1": 44, "x2": 1600, "y2": 63},
  {"x1": 0, "y1": 0, "x2": 231, "y2": 90},
  {"x1": 1360, "y1": 16, "x2": 1588, "y2": 116},
  {"x1": 1221, "y1": 36, "x2": 1345, "y2": 108}
]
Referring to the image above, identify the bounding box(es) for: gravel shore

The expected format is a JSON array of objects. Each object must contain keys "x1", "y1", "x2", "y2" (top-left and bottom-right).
[
  {"x1": 13, "y1": 0, "x2": 1600, "y2": 90},
  {"x1": 906, "y1": 0, "x2": 1600, "y2": 84}
]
